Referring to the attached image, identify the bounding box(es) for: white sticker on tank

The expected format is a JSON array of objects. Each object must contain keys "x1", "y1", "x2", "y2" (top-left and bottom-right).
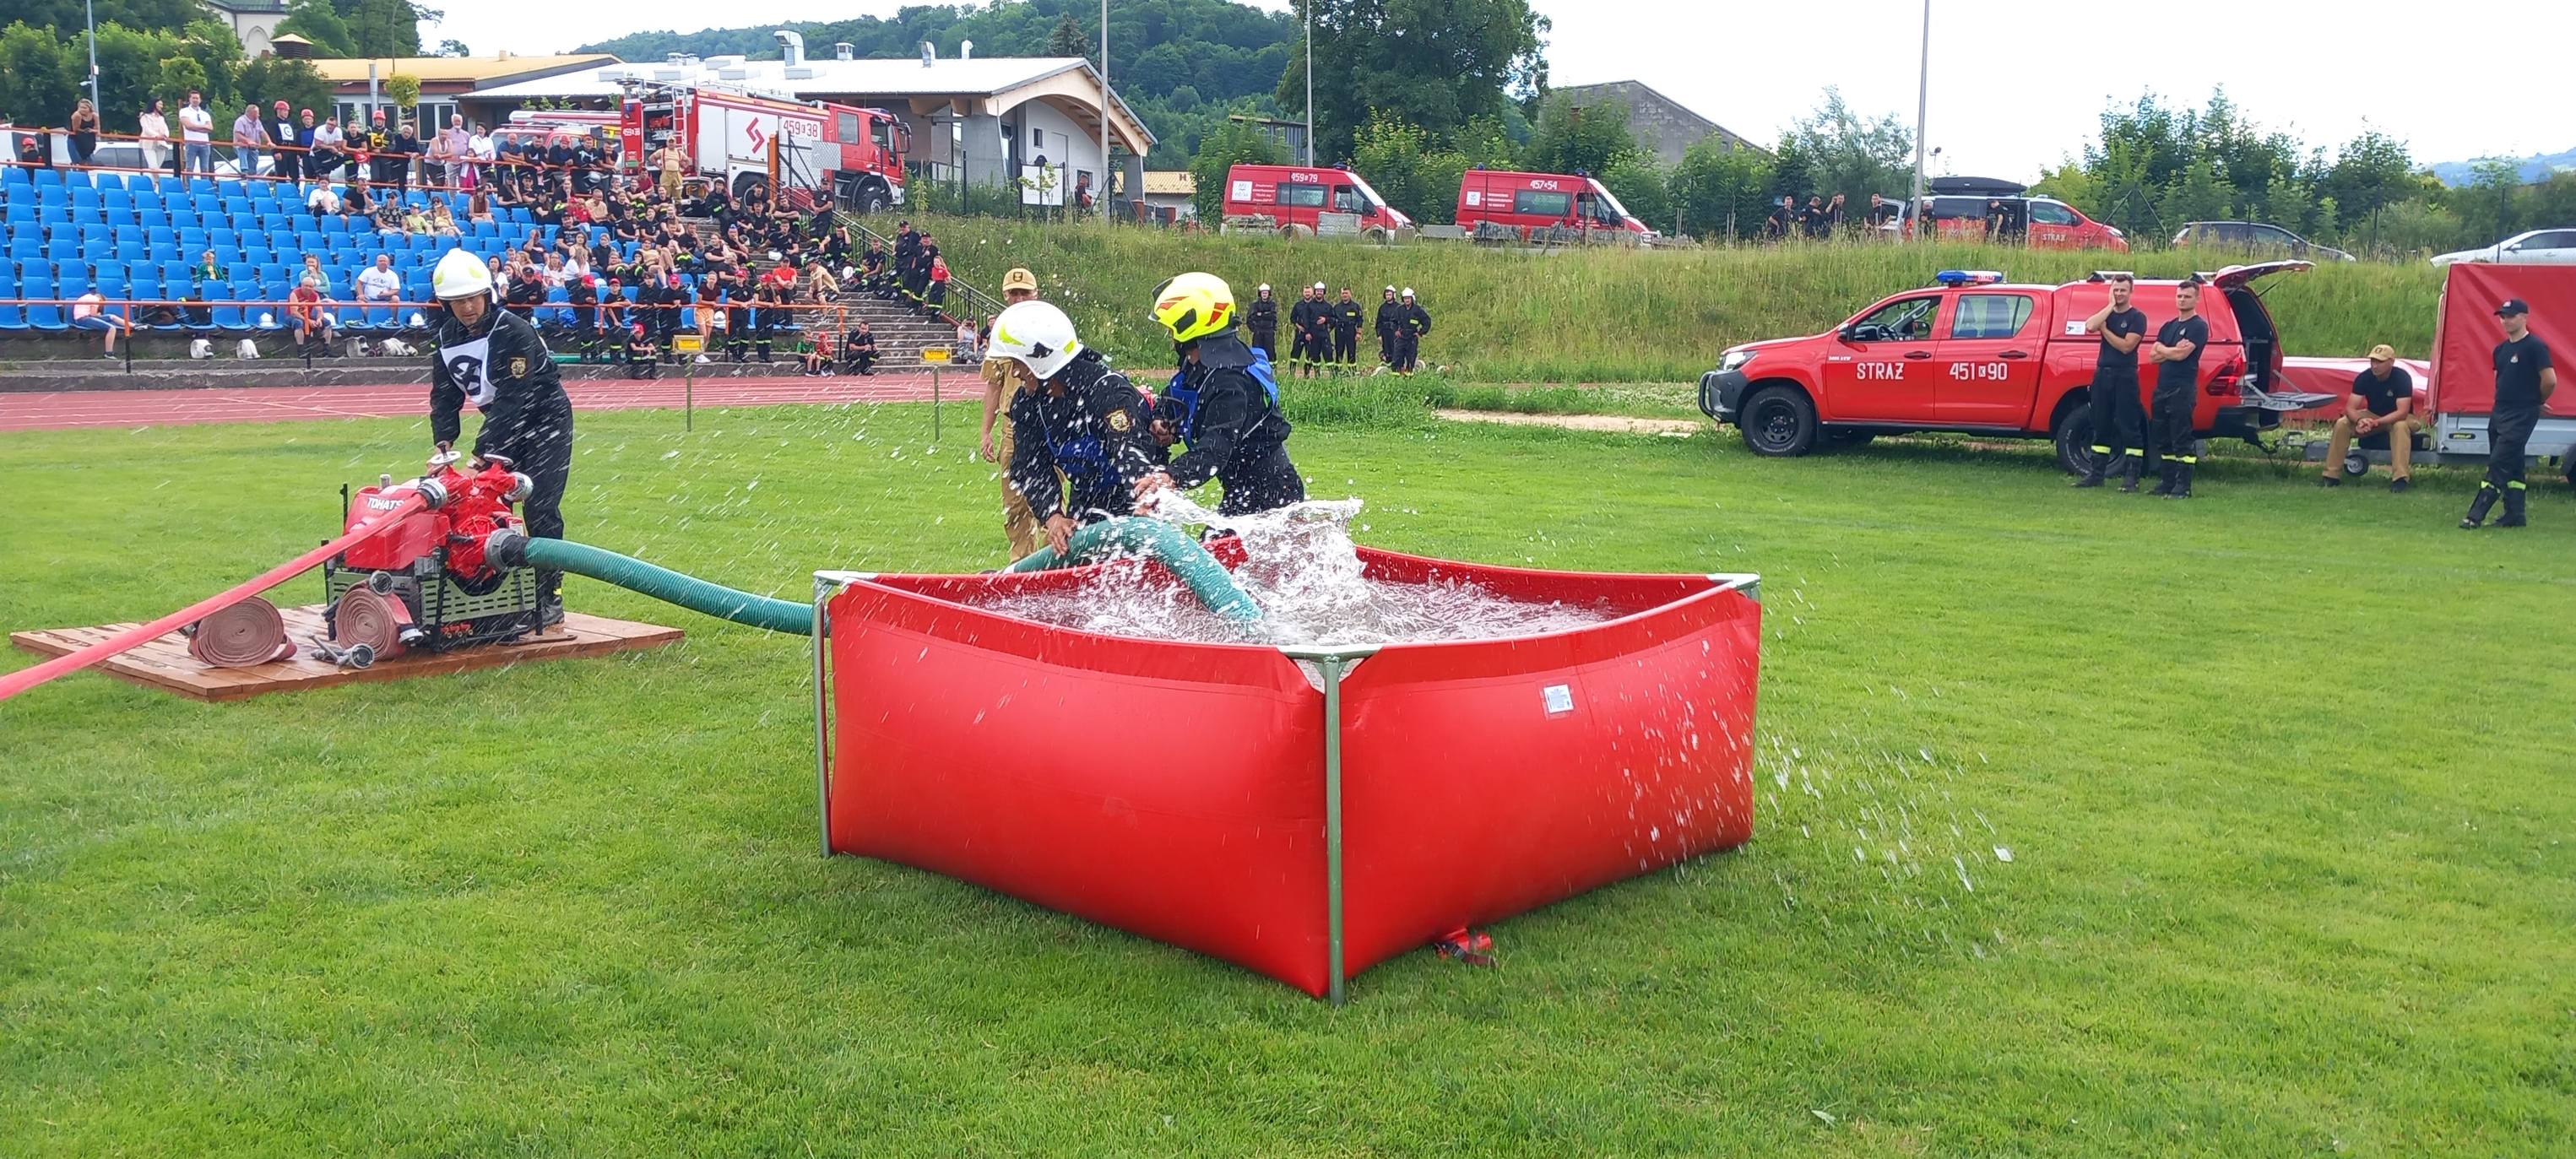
[{"x1": 1542, "y1": 684, "x2": 1574, "y2": 715}]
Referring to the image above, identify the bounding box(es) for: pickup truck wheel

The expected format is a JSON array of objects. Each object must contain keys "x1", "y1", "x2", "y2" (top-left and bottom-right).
[
  {"x1": 1739, "y1": 387, "x2": 1818, "y2": 457},
  {"x1": 2051, "y1": 405, "x2": 2094, "y2": 476}
]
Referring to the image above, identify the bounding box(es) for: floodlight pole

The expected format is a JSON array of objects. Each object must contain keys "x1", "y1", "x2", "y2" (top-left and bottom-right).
[
  {"x1": 1304, "y1": 0, "x2": 1315, "y2": 165},
  {"x1": 85, "y1": 0, "x2": 100, "y2": 111},
  {"x1": 1100, "y1": 0, "x2": 1111, "y2": 219},
  {"x1": 1908, "y1": 0, "x2": 1928, "y2": 241}
]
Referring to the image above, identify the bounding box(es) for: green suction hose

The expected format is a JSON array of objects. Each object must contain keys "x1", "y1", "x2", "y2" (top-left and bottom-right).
[
  {"x1": 487, "y1": 529, "x2": 813, "y2": 635},
  {"x1": 1002, "y1": 516, "x2": 1265, "y2": 623}
]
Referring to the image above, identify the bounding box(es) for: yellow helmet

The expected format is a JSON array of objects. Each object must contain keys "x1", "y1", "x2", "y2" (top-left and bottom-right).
[{"x1": 1150, "y1": 272, "x2": 1236, "y2": 343}]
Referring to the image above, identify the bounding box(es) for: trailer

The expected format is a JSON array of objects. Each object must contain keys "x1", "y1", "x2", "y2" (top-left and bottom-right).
[{"x1": 2307, "y1": 263, "x2": 2574, "y2": 484}]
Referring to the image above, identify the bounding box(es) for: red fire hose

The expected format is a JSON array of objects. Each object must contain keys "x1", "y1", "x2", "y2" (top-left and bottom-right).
[{"x1": 0, "y1": 492, "x2": 430, "y2": 704}]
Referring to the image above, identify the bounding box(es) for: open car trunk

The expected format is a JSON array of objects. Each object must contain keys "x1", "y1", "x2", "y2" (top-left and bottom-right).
[{"x1": 2211, "y1": 261, "x2": 2336, "y2": 412}]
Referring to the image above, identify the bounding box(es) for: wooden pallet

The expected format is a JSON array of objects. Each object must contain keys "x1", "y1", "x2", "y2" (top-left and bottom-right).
[{"x1": 10, "y1": 604, "x2": 684, "y2": 702}]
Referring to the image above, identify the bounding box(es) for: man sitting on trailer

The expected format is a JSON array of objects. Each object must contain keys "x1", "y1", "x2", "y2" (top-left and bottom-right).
[{"x1": 2318, "y1": 344, "x2": 2418, "y2": 492}]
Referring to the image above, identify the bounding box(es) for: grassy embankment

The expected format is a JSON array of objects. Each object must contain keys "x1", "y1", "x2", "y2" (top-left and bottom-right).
[
  {"x1": 898, "y1": 214, "x2": 2443, "y2": 384},
  {"x1": 3, "y1": 400, "x2": 2572, "y2": 1155}
]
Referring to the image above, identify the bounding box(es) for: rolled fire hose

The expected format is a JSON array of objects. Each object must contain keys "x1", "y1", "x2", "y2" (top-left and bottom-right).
[
  {"x1": 0, "y1": 490, "x2": 431, "y2": 703},
  {"x1": 184, "y1": 596, "x2": 298, "y2": 669},
  {"x1": 1002, "y1": 516, "x2": 1264, "y2": 624},
  {"x1": 329, "y1": 585, "x2": 413, "y2": 663},
  {"x1": 485, "y1": 528, "x2": 814, "y2": 635}
]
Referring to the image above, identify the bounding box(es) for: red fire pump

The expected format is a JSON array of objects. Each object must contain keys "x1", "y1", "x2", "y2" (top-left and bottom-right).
[{"x1": 317, "y1": 452, "x2": 541, "y2": 665}]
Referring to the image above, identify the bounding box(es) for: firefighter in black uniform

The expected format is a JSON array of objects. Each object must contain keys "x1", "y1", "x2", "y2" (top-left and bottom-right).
[
  {"x1": 2145, "y1": 276, "x2": 2210, "y2": 498},
  {"x1": 986, "y1": 300, "x2": 1164, "y2": 557},
  {"x1": 1331, "y1": 287, "x2": 1364, "y2": 368},
  {"x1": 426, "y1": 248, "x2": 574, "y2": 626},
  {"x1": 2074, "y1": 272, "x2": 2150, "y2": 490},
  {"x1": 2462, "y1": 297, "x2": 2557, "y2": 529},
  {"x1": 1392, "y1": 288, "x2": 1432, "y2": 376},
  {"x1": 1139, "y1": 272, "x2": 1305, "y2": 517},
  {"x1": 891, "y1": 221, "x2": 922, "y2": 302},
  {"x1": 1374, "y1": 285, "x2": 1401, "y2": 366},
  {"x1": 1286, "y1": 284, "x2": 1318, "y2": 377},
  {"x1": 1246, "y1": 284, "x2": 1279, "y2": 360}
]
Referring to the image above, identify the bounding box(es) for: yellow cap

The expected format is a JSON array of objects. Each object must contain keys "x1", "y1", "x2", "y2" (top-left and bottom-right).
[
  {"x1": 2367, "y1": 344, "x2": 2396, "y2": 362},
  {"x1": 1001, "y1": 268, "x2": 1038, "y2": 293}
]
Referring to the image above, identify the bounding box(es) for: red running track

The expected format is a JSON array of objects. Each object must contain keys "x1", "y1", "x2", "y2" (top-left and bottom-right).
[{"x1": 0, "y1": 373, "x2": 955, "y2": 433}]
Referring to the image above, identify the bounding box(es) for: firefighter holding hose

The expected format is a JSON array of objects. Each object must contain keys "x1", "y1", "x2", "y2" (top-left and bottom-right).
[
  {"x1": 1137, "y1": 272, "x2": 1305, "y2": 517},
  {"x1": 986, "y1": 300, "x2": 1164, "y2": 559},
  {"x1": 427, "y1": 247, "x2": 575, "y2": 626}
]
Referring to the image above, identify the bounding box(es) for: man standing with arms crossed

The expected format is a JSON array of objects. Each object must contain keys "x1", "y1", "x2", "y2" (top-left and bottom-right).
[
  {"x1": 981, "y1": 268, "x2": 1045, "y2": 559},
  {"x1": 2073, "y1": 273, "x2": 2149, "y2": 490},
  {"x1": 2461, "y1": 298, "x2": 2556, "y2": 529},
  {"x1": 2145, "y1": 276, "x2": 2210, "y2": 499}
]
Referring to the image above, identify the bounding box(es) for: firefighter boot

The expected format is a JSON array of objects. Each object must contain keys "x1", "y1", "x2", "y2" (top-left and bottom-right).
[
  {"x1": 2118, "y1": 454, "x2": 2143, "y2": 493},
  {"x1": 2148, "y1": 459, "x2": 2176, "y2": 496},
  {"x1": 2073, "y1": 449, "x2": 2108, "y2": 488},
  {"x1": 2165, "y1": 462, "x2": 2194, "y2": 500},
  {"x1": 2497, "y1": 485, "x2": 2527, "y2": 528},
  {"x1": 2459, "y1": 485, "x2": 2498, "y2": 529}
]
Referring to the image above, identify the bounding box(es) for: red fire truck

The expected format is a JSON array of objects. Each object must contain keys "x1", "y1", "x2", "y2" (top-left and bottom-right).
[{"x1": 619, "y1": 83, "x2": 909, "y2": 213}]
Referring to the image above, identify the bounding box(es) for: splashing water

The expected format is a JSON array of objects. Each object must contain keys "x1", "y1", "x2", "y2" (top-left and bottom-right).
[{"x1": 969, "y1": 494, "x2": 1619, "y2": 647}]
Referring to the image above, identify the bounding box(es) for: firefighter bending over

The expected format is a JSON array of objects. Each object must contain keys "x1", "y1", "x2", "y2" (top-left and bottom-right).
[
  {"x1": 988, "y1": 301, "x2": 1165, "y2": 559},
  {"x1": 427, "y1": 247, "x2": 576, "y2": 626},
  {"x1": 1137, "y1": 272, "x2": 1306, "y2": 518}
]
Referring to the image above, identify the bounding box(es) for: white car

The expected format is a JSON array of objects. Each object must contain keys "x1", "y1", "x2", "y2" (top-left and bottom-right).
[{"x1": 2431, "y1": 228, "x2": 2576, "y2": 266}]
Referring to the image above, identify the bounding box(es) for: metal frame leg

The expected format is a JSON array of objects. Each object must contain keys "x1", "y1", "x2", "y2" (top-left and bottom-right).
[
  {"x1": 813, "y1": 574, "x2": 835, "y2": 858},
  {"x1": 1321, "y1": 653, "x2": 1347, "y2": 1006}
]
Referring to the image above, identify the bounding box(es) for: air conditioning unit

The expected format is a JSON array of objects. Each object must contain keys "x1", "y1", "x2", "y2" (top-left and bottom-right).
[
  {"x1": 718, "y1": 68, "x2": 750, "y2": 81},
  {"x1": 784, "y1": 68, "x2": 815, "y2": 79}
]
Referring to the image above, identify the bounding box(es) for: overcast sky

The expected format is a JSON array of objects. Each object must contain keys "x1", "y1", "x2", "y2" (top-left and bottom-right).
[{"x1": 428, "y1": 0, "x2": 2562, "y2": 176}]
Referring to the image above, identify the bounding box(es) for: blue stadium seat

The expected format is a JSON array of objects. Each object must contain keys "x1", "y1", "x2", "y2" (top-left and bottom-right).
[
  {"x1": 6, "y1": 239, "x2": 35, "y2": 263},
  {"x1": 28, "y1": 301, "x2": 67, "y2": 330},
  {"x1": 211, "y1": 245, "x2": 243, "y2": 267},
  {"x1": 184, "y1": 176, "x2": 216, "y2": 196},
  {"x1": 102, "y1": 189, "x2": 133, "y2": 212},
  {"x1": 44, "y1": 237, "x2": 78, "y2": 261},
  {"x1": 32, "y1": 170, "x2": 65, "y2": 190},
  {"x1": 211, "y1": 301, "x2": 247, "y2": 329},
  {"x1": 0, "y1": 301, "x2": 25, "y2": 330},
  {"x1": 69, "y1": 187, "x2": 100, "y2": 209}
]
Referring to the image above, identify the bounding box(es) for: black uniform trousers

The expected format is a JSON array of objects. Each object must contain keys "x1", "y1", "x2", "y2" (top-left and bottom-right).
[
  {"x1": 1378, "y1": 327, "x2": 1396, "y2": 365},
  {"x1": 499, "y1": 418, "x2": 572, "y2": 605},
  {"x1": 1333, "y1": 327, "x2": 1357, "y2": 364},
  {"x1": 1394, "y1": 332, "x2": 1422, "y2": 373},
  {"x1": 2086, "y1": 370, "x2": 2145, "y2": 469},
  {"x1": 2149, "y1": 382, "x2": 2194, "y2": 468},
  {"x1": 2485, "y1": 405, "x2": 2536, "y2": 493},
  {"x1": 1250, "y1": 327, "x2": 1275, "y2": 360}
]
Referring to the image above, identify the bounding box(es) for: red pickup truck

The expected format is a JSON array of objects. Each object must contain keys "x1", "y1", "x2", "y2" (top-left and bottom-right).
[{"x1": 1699, "y1": 263, "x2": 2332, "y2": 474}]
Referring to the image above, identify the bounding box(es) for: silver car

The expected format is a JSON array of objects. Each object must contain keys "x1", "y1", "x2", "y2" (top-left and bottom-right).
[{"x1": 2431, "y1": 228, "x2": 2576, "y2": 266}]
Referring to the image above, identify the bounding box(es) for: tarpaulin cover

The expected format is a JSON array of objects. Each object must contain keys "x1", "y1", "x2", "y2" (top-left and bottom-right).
[
  {"x1": 2430, "y1": 263, "x2": 2576, "y2": 418},
  {"x1": 823, "y1": 548, "x2": 1761, "y2": 996},
  {"x1": 2278, "y1": 355, "x2": 2432, "y2": 423}
]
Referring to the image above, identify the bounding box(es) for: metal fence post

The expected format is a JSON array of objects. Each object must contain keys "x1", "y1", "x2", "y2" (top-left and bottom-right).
[
  {"x1": 811, "y1": 573, "x2": 835, "y2": 858},
  {"x1": 1322, "y1": 652, "x2": 1347, "y2": 1005}
]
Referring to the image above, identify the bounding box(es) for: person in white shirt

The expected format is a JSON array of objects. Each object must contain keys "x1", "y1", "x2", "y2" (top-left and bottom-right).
[
  {"x1": 465, "y1": 125, "x2": 495, "y2": 189},
  {"x1": 306, "y1": 182, "x2": 341, "y2": 217},
  {"x1": 355, "y1": 254, "x2": 402, "y2": 322},
  {"x1": 138, "y1": 100, "x2": 171, "y2": 172},
  {"x1": 71, "y1": 291, "x2": 133, "y2": 358},
  {"x1": 177, "y1": 92, "x2": 214, "y2": 172}
]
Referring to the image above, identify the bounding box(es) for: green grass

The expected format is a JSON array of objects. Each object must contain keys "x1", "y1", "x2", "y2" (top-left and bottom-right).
[
  {"x1": 902, "y1": 215, "x2": 2443, "y2": 382},
  {"x1": 4, "y1": 403, "x2": 2573, "y2": 1156}
]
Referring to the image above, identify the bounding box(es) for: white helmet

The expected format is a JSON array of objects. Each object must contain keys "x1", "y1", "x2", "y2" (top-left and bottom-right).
[
  {"x1": 431, "y1": 248, "x2": 492, "y2": 301},
  {"x1": 1402, "y1": 287, "x2": 1416, "y2": 299},
  {"x1": 988, "y1": 300, "x2": 1083, "y2": 381}
]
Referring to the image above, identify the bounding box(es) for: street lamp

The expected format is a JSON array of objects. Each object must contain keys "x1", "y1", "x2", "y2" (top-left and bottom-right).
[
  {"x1": 1304, "y1": 0, "x2": 1314, "y2": 165},
  {"x1": 1907, "y1": 0, "x2": 1928, "y2": 241}
]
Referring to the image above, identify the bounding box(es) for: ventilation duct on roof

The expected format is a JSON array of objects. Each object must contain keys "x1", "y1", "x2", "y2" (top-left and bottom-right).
[
  {"x1": 920, "y1": 41, "x2": 935, "y2": 68},
  {"x1": 774, "y1": 30, "x2": 805, "y2": 68},
  {"x1": 959, "y1": 39, "x2": 973, "y2": 60},
  {"x1": 834, "y1": 42, "x2": 854, "y2": 61}
]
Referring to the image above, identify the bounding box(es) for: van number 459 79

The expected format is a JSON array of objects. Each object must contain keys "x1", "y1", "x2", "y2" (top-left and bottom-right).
[{"x1": 1949, "y1": 363, "x2": 2009, "y2": 382}]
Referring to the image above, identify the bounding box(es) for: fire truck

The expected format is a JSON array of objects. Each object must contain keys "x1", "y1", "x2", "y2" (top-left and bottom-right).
[{"x1": 618, "y1": 81, "x2": 909, "y2": 213}]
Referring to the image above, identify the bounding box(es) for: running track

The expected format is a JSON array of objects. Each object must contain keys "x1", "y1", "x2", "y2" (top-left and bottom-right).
[{"x1": 0, "y1": 373, "x2": 955, "y2": 433}]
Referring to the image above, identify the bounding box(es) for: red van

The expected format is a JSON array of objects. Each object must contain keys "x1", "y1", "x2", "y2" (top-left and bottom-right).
[
  {"x1": 1456, "y1": 170, "x2": 1654, "y2": 240},
  {"x1": 1220, "y1": 164, "x2": 1413, "y2": 239}
]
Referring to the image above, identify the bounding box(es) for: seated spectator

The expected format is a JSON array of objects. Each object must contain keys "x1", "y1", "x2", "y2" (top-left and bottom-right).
[
  {"x1": 540, "y1": 252, "x2": 571, "y2": 290},
  {"x1": 843, "y1": 321, "x2": 877, "y2": 376},
  {"x1": 503, "y1": 263, "x2": 546, "y2": 319},
  {"x1": 355, "y1": 254, "x2": 403, "y2": 325},
  {"x1": 288, "y1": 276, "x2": 336, "y2": 353},
  {"x1": 807, "y1": 263, "x2": 840, "y2": 301},
  {"x1": 70, "y1": 290, "x2": 133, "y2": 360},
  {"x1": 428, "y1": 200, "x2": 460, "y2": 236},
  {"x1": 925, "y1": 252, "x2": 951, "y2": 313},
  {"x1": 402, "y1": 202, "x2": 431, "y2": 235},
  {"x1": 468, "y1": 190, "x2": 494, "y2": 225},
  {"x1": 191, "y1": 249, "x2": 224, "y2": 295},
  {"x1": 2319, "y1": 344, "x2": 2419, "y2": 491},
  {"x1": 306, "y1": 181, "x2": 342, "y2": 218},
  {"x1": 342, "y1": 180, "x2": 374, "y2": 222},
  {"x1": 374, "y1": 197, "x2": 407, "y2": 235},
  {"x1": 955, "y1": 315, "x2": 979, "y2": 360},
  {"x1": 801, "y1": 328, "x2": 836, "y2": 376},
  {"x1": 624, "y1": 322, "x2": 659, "y2": 378},
  {"x1": 300, "y1": 254, "x2": 334, "y2": 298}
]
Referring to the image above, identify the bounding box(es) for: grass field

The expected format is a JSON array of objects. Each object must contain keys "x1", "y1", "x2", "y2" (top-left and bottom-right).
[
  {"x1": 4, "y1": 398, "x2": 2573, "y2": 1156},
  {"x1": 902, "y1": 214, "x2": 2444, "y2": 383}
]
